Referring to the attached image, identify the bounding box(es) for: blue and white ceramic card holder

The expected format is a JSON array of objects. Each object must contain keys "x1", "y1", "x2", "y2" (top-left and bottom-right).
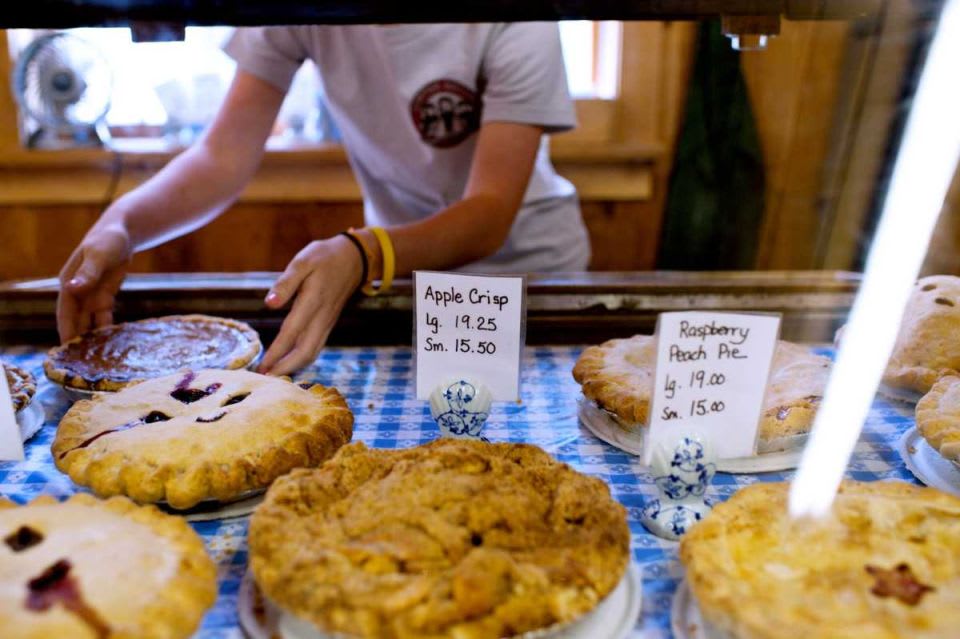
[
  {"x1": 429, "y1": 377, "x2": 493, "y2": 440},
  {"x1": 640, "y1": 434, "x2": 716, "y2": 541}
]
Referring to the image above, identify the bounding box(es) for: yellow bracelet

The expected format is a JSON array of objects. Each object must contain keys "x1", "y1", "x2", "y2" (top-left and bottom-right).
[{"x1": 362, "y1": 226, "x2": 395, "y2": 296}]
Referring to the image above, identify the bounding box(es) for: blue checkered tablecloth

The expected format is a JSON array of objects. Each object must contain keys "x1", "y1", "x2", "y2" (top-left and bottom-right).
[{"x1": 0, "y1": 345, "x2": 920, "y2": 639}]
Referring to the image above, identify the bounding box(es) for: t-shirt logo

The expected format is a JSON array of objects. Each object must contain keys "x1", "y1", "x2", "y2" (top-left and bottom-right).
[{"x1": 410, "y1": 79, "x2": 481, "y2": 148}]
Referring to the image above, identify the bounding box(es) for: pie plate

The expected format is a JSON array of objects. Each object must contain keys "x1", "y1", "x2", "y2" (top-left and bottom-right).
[
  {"x1": 877, "y1": 383, "x2": 924, "y2": 406},
  {"x1": 897, "y1": 426, "x2": 960, "y2": 497},
  {"x1": 671, "y1": 579, "x2": 726, "y2": 639},
  {"x1": 16, "y1": 400, "x2": 44, "y2": 442},
  {"x1": 55, "y1": 345, "x2": 264, "y2": 402},
  {"x1": 157, "y1": 489, "x2": 266, "y2": 522},
  {"x1": 577, "y1": 397, "x2": 803, "y2": 474},
  {"x1": 239, "y1": 564, "x2": 642, "y2": 639}
]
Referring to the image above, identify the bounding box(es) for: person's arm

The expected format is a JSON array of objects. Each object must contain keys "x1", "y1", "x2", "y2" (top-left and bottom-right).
[
  {"x1": 57, "y1": 70, "x2": 285, "y2": 341},
  {"x1": 258, "y1": 121, "x2": 542, "y2": 375}
]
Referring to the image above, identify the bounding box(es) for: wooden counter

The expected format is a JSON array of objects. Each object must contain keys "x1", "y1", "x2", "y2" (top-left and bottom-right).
[{"x1": 0, "y1": 270, "x2": 860, "y2": 346}]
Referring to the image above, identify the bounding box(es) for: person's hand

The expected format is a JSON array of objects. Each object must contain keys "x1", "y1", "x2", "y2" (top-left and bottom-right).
[
  {"x1": 258, "y1": 235, "x2": 363, "y2": 376},
  {"x1": 57, "y1": 225, "x2": 133, "y2": 343}
]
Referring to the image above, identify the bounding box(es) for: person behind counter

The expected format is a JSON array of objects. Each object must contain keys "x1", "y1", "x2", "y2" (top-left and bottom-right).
[{"x1": 56, "y1": 23, "x2": 589, "y2": 376}]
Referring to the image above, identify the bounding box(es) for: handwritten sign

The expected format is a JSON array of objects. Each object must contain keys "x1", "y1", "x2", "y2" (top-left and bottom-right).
[
  {"x1": 0, "y1": 367, "x2": 24, "y2": 461},
  {"x1": 415, "y1": 272, "x2": 525, "y2": 400},
  {"x1": 643, "y1": 311, "x2": 781, "y2": 464}
]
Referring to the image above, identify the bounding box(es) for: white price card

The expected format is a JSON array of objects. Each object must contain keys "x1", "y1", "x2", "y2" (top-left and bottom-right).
[
  {"x1": 414, "y1": 271, "x2": 525, "y2": 401},
  {"x1": 0, "y1": 365, "x2": 24, "y2": 461},
  {"x1": 643, "y1": 311, "x2": 781, "y2": 464}
]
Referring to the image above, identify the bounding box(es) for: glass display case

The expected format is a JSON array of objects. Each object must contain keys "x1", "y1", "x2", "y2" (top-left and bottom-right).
[{"x1": 1, "y1": 2, "x2": 958, "y2": 638}]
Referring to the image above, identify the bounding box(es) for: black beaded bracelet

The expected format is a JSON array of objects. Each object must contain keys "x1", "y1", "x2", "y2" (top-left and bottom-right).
[{"x1": 338, "y1": 231, "x2": 369, "y2": 292}]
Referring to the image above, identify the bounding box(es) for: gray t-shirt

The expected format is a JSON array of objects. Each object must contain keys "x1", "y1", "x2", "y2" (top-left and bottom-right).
[{"x1": 224, "y1": 23, "x2": 590, "y2": 272}]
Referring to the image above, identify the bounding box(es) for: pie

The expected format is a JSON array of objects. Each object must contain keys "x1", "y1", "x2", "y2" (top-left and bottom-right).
[
  {"x1": 882, "y1": 275, "x2": 960, "y2": 394},
  {"x1": 0, "y1": 493, "x2": 216, "y2": 639},
  {"x1": 249, "y1": 439, "x2": 630, "y2": 639},
  {"x1": 572, "y1": 336, "x2": 830, "y2": 453},
  {"x1": 44, "y1": 314, "x2": 262, "y2": 392},
  {"x1": 4, "y1": 363, "x2": 36, "y2": 413},
  {"x1": 679, "y1": 480, "x2": 960, "y2": 639},
  {"x1": 53, "y1": 368, "x2": 353, "y2": 509},
  {"x1": 915, "y1": 374, "x2": 960, "y2": 464}
]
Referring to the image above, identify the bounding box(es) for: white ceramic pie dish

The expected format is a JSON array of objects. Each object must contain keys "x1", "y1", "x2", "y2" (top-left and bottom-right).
[
  {"x1": 156, "y1": 489, "x2": 266, "y2": 521},
  {"x1": 577, "y1": 396, "x2": 804, "y2": 473},
  {"x1": 239, "y1": 564, "x2": 641, "y2": 639},
  {"x1": 671, "y1": 579, "x2": 732, "y2": 639},
  {"x1": 897, "y1": 426, "x2": 960, "y2": 497},
  {"x1": 16, "y1": 400, "x2": 44, "y2": 442}
]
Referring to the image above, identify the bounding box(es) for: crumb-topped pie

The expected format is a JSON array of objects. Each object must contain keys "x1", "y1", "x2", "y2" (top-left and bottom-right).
[
  {"x1": 573, "y1": 336, "x2": 830, "y2": 453},
  {"x1": 0, "y1": 493, "x2": 216, "y2": 639},
  {"x1": 249, "y1": 439, "x2": 630, "y2": 639},
  {"x1": 679, "y1": 481, "x2": 960, "y2": 639},
  {"x1": 881, "y1": 275, "x2": 960, "y2": 394},
  {"x1": 44, "y1": 314, "x2": 262, "y2": 392},
  {"x1": 4, "y1": 363, "x2": 36, "y2": 413},
  {"x1": 53, "y1": 368, "x2": 353, "y2": 509},
  {"x1": 915, "y1": 374, "x2": 960, "y2": 465}
]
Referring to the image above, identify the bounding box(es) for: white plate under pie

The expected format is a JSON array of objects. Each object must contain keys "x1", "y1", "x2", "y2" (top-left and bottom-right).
[
  {"x1": 671, "y1": 579, "x2": 723, "y2": 639},
  {"x1": 239, "y1": 564, "x2": 642, "y2": 639},
  {"x1": 877, "y1": 383, "x2": 924, "y2": 406},
  {"x1": 897, "y1": 426, "x2": 960, "y2": 497},
  {"x1": 157, "y1": 490, "x2": 265, "y2": 522},
  {"x1": 16, "y1": 401, "x2": 44, "y2": 442},
  {"x1": 577, "y1": 397, "x2": 803, "y2": 473}
]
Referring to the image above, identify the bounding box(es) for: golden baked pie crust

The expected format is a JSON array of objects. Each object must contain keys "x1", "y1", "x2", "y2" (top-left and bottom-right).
[
  {"x1": 0, "y1": 493, "x2": 216, "y2": 639},
  {"x1": 53, "y1": 369, "x2": 354, "y2": 509},
  {"x1": 4, "y1": 363, "x2": 36, "y2": 413},
  {"x1": 249, "y1": 439, "x2": 630, "y2": 639},
  {"x1": 915, "y1": 374, "x2": 960, "y2": 463},
  {"x1": 572, "y1": 336, "x2": 830, "y2": 444},
  {"x1": 679, "y1": 481, "x2": 960, "y2": 639},
  {"x1": 883, "y1": 275, "x2": 960, "y2": 393},
  {"x1": 44, "y1": 314, "x2": 262, "y2": 392}
]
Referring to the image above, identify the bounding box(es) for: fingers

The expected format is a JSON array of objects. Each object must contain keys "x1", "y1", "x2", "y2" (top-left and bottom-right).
[
  {"x1": 268, "y1": 311, "x2": 330, "y2": 377},
  {"x1": 67, "y1": 251, "x2": 108, "y2": 293},
  {"x1": 265, "y1": 250, "x2": 313, "y2": 309},
  {"x1": 258, "y1": 281, "x2": 322, "y2": 374},
  {"x1": 56, "y1": 290, "x2": 80, "y2": 343}
]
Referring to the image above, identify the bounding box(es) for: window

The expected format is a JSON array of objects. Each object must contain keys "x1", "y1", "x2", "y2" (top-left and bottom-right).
[{"x1": 6, "y1": 23, "x2": 621, "y2": 149}]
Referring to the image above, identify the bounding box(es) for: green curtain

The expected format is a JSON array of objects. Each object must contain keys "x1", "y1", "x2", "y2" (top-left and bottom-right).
[{"x1": 658, "y1": 21, "x2": 766, "y2": 270}]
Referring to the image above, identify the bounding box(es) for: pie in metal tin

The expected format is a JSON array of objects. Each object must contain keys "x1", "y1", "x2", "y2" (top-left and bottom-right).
[
  {"x1": 249, "y1": 439, "x2": 631, "y2": 639},
  {"x1": 679, "y1": 481, "x2": 960, "y2": 639},
  {"x1": 44, "y1": 314, "x2": 262, "y2": 392},
  {"x1": 4, "y1": 363, "x2": 36, "y2": 414},
  {"x1": 572, "y1": 336, "x2": 830, "y2": 453},
  {"x1": 0, "y1": 493, "x2": 216, "y2": 639},
  {"x1": 53, "y1": 368, "x2": 354, "y2": 510}
]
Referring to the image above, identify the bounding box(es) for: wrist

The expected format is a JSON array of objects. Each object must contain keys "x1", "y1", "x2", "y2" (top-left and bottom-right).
[{"x1": 331, "y1": 234, "x2": 365, "y2": 292}]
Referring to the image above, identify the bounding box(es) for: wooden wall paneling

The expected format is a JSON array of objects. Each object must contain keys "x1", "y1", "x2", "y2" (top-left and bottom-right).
[
  {"x1": 920, "y1": 160, "x2": 960, "y2": 276},
  {"x1": 582, "y1": 200, "x2": 663, "y2": 270},
  {"x1": 0, "y1": 32, "x2": 20, "y2": 153},
  {"x1": 744, "y1": 19, "x2": 851, "y2": 270},
  {"x1": 0, "y1": 204, "x2": 102, "y2": 280},
  {"x1": 818, "y1": 0, "x2": 920, "y2": 270}
]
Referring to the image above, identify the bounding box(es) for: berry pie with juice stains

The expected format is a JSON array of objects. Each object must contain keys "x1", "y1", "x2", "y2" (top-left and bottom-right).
[
  {"x1": 52, "y1": 368, "x2": 353, "y2": 509},
  {"x1": 0, "y1": 493, "x2": 216, "y2": 639},
  {"x1": 573, "y1": 336, "x2": 831, "y2": 453},
  {"x1": 44, "y1": 314, "x2": 262, "y2": 392},
  {"x1": 249, "y1": 439, "x2": 630, "y2": 639},
  {"x1": 4, "y1": 363, "x2": 36, "y2": 413},
  {"x1": 679, "y1": 480, "x2": 960, "y2": 639}
]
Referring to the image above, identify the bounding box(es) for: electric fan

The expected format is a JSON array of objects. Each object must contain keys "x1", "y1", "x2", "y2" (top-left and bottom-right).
[{"x1": 13, "y1": 32, "x2": 112, "y2": 149}]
